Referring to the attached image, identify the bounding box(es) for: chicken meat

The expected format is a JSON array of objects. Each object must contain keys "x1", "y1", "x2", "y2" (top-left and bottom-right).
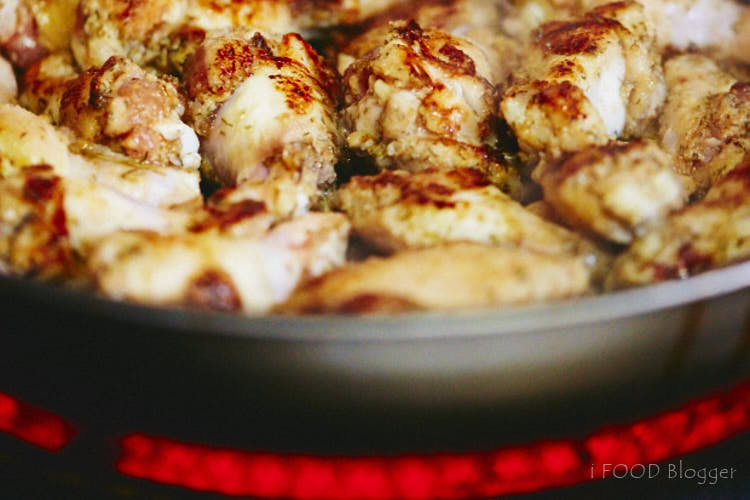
[
  {"x1": 341, "y1": 21, "x2": 520, "y2": 195},
  {"x1": 338, "y1": 0, "x2": 522, "y2": 86},
  {"x1": 608, "y1": 158, "x2": 750, "y2": 288},
  {"x1": 500, "y1": 1, "x2": 666, "y2": 158},
  {"x1": 182, "y1": 29, "x2": 341, "y2": 217},
  {"x1": 22, "y1": 55, "x2": 200, "y2": 169},
  {"x1": 335, "y1": 168, "x2": 608, "y2": 269},
  {"x1": 660, "y1": 54, "x2": 750, "y2": 193},
  {"x1": 0, "y1": 55, "x2": 16, "y2": 103},
  {"x1": 88, "y1": 212, "x2": 351, "y2": 314},
  {"x1": 0, "y1": 0, "x2": 78, "y2": 68},
  {"x1": 539, "y1": 140, "x2": 687, "y2": 244},
  {"x1": 281, "y1": 242, "x2": 598, "y2": 314}
]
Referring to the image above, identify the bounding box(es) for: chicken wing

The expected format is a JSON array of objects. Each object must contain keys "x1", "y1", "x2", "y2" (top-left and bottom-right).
[
  {"x1": 500, "y1": 1, "x2": 665, "y2": 158},
  {"x1": 539, "y1": 141, "x2": 687, "y2": 244},
  {"x1": 182, "y1": 29, "x2": 341, "y2": 216},
  {"x1": 0, "y1": 101, "x2": 200, "y2": 200},
  {"x1": 88, "y1": 212, "x2": 351, "y2": 314},
  {"x1": 338, "y1": 0, "x2": 522, "y2": 86},
  {"x1": 71, "y1": 0, "x2": 188, "y2": 69},
  {"x1": 341, "y1": 21, "x2": 520, "y2": 195},
  {"x1": 660, "y1": 54, "x2": 750, "y2": 193},
  {"x1": 335, "y1": 168, "x2": 607, "y2": 268},
  {"x1": 281, "y1": 242, "x2": 597, "y2": 314},
  {"x1": 607, "y1": 159, "x2": 750, "y2": 288}
]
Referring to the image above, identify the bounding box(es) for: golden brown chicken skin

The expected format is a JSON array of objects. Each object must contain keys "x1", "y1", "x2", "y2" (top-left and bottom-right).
[
  {"x1": 500, "y1": 1, "x2": 665, "y2": 158},
  {"x1": 281, "y1": 242, "x2": 598, "y2": 314},
  {"x1": 182, "y1": 29, "x2": 341, "y2": 216},
  {"x1": 660, "y1": 54, "x2": 750, "y2": 194},
  {"x1": 539, "y1": 141, "x2": 687, "y2": 244},
  {"x1": 608, "y1": 159, "x2": 750, "y2": 288},
  {"x1": 342, "y1": 21, "x2": 520, "y2": 195}
]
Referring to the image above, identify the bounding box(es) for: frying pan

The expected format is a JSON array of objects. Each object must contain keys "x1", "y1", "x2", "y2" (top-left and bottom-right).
[{"x1": 2, "y1": 259, "x2": 750, "y2": 417}]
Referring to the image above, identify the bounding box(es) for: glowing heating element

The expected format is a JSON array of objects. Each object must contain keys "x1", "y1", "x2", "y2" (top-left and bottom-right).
[
  {"x1": 117, "y1": 380, "x2": 750, "y2": 499},
  {"x1": 0, "y1": 392, "x2": 76, "y2": 452}
]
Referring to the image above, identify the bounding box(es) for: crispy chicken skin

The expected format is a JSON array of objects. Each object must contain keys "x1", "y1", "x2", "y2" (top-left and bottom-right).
[
  {"x1": 0, "y1": 0, "x2": 79, "y2": 69},
  {"x1": 281, "y1": 242, "x2": 597, "y2": 314},
  {"x1": 500, "y1": 1, "x2": 665, "y2": 158},
  {"x1": 182, "y1": 29, "x2": 341, "y2": 216},
  {"x1": 335, "y1": 168, "x2": 607, "y2": 265},
  {"x1": 342, "y1": 21, "x2": 520, "y2": 195},
  {"x1": 607, "y1": 159, "x2": 750, "y2": 289},
  {"x1": 660, "y1": 54, "x2": 750, "y2": 193},
  {"x1": 0, "y1": 55, "x2": 17, "y2": 103},
  {"x1": 88, "y1": 212, "x2": 351, "y2": 314},
  {"x1": 540, "y1": 141, "x2": 687, "y2": 244}
]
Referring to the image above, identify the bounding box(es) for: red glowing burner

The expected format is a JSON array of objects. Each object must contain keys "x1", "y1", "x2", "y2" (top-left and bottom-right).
[{"x1": 0, "y1": 392, "x2": 76, "y2": 452}]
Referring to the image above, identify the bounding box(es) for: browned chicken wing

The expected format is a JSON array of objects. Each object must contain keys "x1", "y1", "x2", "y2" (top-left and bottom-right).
[
  {"x1": 500, "y1": 1, "x2": 665, "y2": 158},
  {"x1": 335, "y1": 168, "x2": 607, "y2": 271},
  {"x1": 342, "y1": 21, "x2": 520, "y2": 195},
  {"x1": 182, "y1": 28, "x2": 341, "y2": 216},
  {"x1": 281, "y1": 242, "x2": 598, "y2": 314},
  {"x1": 660, "y1": 54, "x2": 750, "y2": 193},
  {"x1": 539, "y1": 141, "x2": 687, "y2": 244},
  {"x1": 608, "y1": 159, "x2": 750, "y2": 288}
]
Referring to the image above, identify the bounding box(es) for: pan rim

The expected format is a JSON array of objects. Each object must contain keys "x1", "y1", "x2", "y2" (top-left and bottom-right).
[{"x1": 3, "y1": 260, "x2": 750, "y2": 343}]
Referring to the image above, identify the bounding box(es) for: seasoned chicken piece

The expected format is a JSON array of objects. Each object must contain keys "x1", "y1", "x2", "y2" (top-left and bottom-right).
[
  {"x1": 0, "y1": 103, "x2": 201, "y2": 205},
  {"x1": 342, "y1": 21, "x2": 520, "y2": 195},
  {"x1": 660, "y1": 54, "x2": 750, "y2": 193},
  {"x1": 539, "y1": 141, "x2": 687, "y2": 244},
  {"x1": 185, "y1": 0, "x2": 408, "y2": 34},
  {"x1": 0, "y1": 103, "x2": 71, "y2": 177},
  {"x1": 607, "y1": 159, "x2": 750, "y2": 288},
  {"x1": 0, "y1": 55, "x2": 17, "y2": 103},
  {"x1": 336, "y1": 168, "x2": 607, "y2": 265},
  {"x1": 0, "y1": 165, "x2": 73, "y2": 278},
  {"x1": 88, "y1": 212, "x2": 351, "y2": 314},
  {"x1": 52, "y1": 56, "x2": 199, "y2": 169},
  {"x1": 0, "y1": 163, "x2": 196, "y2": 278},
  {"x1": 0, "y1": 0, "x2": 78, "y2": 68},
  {"x1": 640, "y1": 0, "x2": 748, "y2": 55},
  {"x1": 282, "y1": 242, "x2": 597, "y2": 314},
  {"x1": 338, "y1": 0, "x2": 522, "y2": 85},
  {"x1": 19, "y1": 51, "x2": 78, "y2": 120},
  {"x1": 500, "y1": 1, "x2": 666, "y2": 158},
  {"x1": 183, "y1": 29, "x2": 341, "y2": 216},
  {"x1": 71, "y1": 0, "x2": 188, "y2": 69}
]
